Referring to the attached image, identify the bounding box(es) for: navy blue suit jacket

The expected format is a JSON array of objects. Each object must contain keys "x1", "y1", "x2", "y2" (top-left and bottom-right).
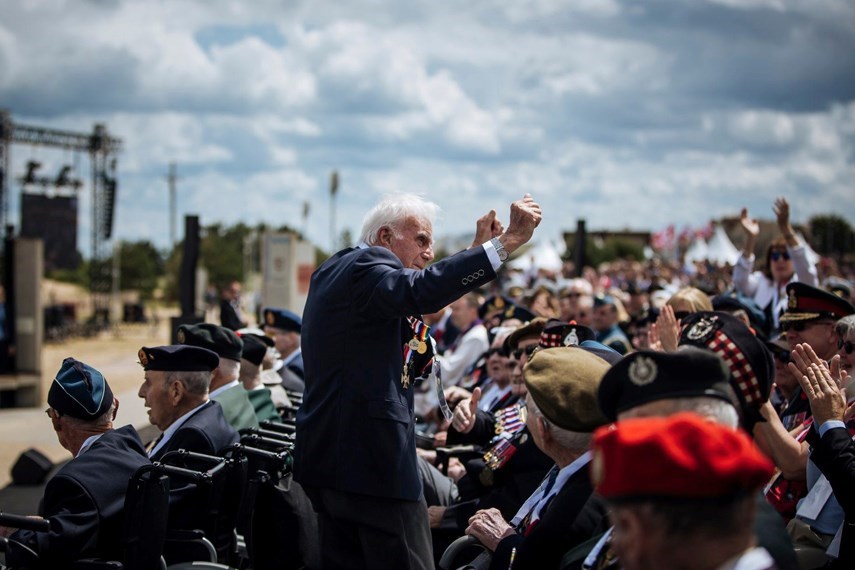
[
  {"x1": 294, "y1": 245, "x2": 495, "y2": 501},
  {"x1": 150, "y1": 400, "x2": 238, "y2": 462},
  {"x1": 8, "y1": 425, "x2": 150, "y2": 566}
]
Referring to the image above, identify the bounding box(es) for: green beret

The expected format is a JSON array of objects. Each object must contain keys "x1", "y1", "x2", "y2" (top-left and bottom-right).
[
  {"x1": 178, "y1": 323, "x2": 243, "y2": 361},
  {"x1": 524, "y1": 346, "x2": 611, "y2": 432}
]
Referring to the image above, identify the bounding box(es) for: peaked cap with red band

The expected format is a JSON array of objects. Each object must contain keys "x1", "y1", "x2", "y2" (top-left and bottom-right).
[
  {"x1": 780, "y1": 282, "x2": 855, "y2": 323},
  {"x1": 591, "y1": 413, "x2": 774, "y2": 501}
]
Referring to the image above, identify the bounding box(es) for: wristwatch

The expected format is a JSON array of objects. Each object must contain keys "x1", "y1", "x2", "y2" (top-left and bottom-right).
[{"x1": 491, "y1": 237, "x2": 508, "y2": 262}]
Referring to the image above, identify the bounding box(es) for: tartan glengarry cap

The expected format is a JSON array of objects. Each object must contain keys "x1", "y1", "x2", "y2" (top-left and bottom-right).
[
  {"x1": 592, "y1": 413, "x2": 774, "y2": 501},
  {"x1": 524, "y1": 346, "x2": 611, "y2": 432},
  {"x1": 780, "y1": 282, "x2": 855, "y2": 323},
  {"x1": 597, "y1": 347, "x2": 733, "y2": 422},
  {"x1": 539, "y1": 319, "x2": 596, "y2": 348},
  {"x1": 178, "y1": 323, "x2": 243, "y2": 362},
  {"x1": 263, "y1": 308, "x2": 302, "y2": 333},
  {"x1": 240, "y1": 333, "x2": 270, "y2": 367},
  {"x1": 48, "y1": 358, "x2": 114, "y2": 419},
  {"x1": 678, "y1": 311, "x2": 774, "y2": 417},
  {"x1": 138, "y1": 345, "x2": 220, "y2": 372}
]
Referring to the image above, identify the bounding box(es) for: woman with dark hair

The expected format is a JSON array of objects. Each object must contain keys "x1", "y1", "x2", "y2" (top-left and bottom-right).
[{"x1": 733, "y1": 196, "x2": 819, "y2": 334}]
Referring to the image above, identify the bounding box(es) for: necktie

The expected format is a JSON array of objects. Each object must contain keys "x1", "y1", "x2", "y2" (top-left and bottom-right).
[
  {"x1": 517, "y1": 466, "x2": 560, "y2": 533},
  {"x1": 146, "y1": 433, "x2": 163, "y2": 456}
]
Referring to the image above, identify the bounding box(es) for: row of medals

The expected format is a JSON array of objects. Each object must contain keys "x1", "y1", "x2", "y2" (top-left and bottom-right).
[{"x1": 402, "y1": 337, "x2": 428, "y2": 389}]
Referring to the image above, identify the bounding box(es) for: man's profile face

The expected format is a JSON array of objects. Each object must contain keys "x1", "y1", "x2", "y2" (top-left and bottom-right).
[
  {"x1": 138, "y1": 370, "x2": 174, "y2": 431},
  {"x1": 784, "y1": 319, "x2": 836, "y2": 359},
  {"x1": 384, "y1": 216, "x2": 434, "y2": 270},
  {"x1": 266, "y1": 327, "x2": 299, "y2": 355}
]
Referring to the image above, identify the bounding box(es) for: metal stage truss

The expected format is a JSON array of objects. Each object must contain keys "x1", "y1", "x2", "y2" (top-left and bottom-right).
[{"x1": 0, "y1": 109, "x2": 122, "y2": 324}]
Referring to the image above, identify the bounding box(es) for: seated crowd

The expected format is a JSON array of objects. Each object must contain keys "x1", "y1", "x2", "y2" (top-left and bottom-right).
[{"x1": 1, "y1": 195, "x2": 855, "y2": 570}]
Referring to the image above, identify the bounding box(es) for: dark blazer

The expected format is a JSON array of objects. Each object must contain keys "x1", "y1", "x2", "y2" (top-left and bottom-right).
[
  {"x1": 807, "y1": 425, "x2": 855, "y2": 567},
  {"x1": 294, "y1": 245, "x2": 495, "y2": 501},
  {"x1": 151, "y1": 400, "x2": 238, "y2": 462},
  {"x1": 490, "y1": 463, "x2": 607, "y2": 570},
  {"x1": 8, "y1": 426, "x2": 150, "y2": 566}
]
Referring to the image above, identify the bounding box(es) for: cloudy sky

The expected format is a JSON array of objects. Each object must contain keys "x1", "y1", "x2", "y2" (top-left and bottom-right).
[{"x1": 2, "y1": 0, "x2": 854, "y2": 256}]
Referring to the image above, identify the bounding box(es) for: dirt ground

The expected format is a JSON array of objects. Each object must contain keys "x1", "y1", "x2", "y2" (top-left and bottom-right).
[{"x1": 0, "y1": 307, "x2": 181, "y2": 488}]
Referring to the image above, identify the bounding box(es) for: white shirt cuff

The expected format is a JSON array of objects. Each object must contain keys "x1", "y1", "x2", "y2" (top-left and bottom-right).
[{"x1": 481, "y1": 241, "x2": 502, "y2": 272}]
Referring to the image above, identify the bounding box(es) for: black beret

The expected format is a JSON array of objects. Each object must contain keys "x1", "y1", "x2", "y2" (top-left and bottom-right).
[
  {"x1": 138, "y1": 344, "x2": 220, "y2": 372},
  {"x1": 240, "y1": 334, "x2": 269, "y2": 367},
  {"x1": 263, "y1": 308, "x2": 302, "y2": 333},
  {"x1": 48, "y1": 358, "x2": 114, "y2": 419},
  {"x1": 597, "y1": 347, "x2": 733, "y2": 422},
  {"x1": 781, "y1": 282, "x2": 855, "y2": 323},
  {"x1": 678, "y1": 311, "x2": 774, "y2": 426},
  {"x1": 712, "y1": 292, "x2": 768, "y2": 334},
  {"x1": 178, "y1": 323, "x2": 243, "y2": 361}
]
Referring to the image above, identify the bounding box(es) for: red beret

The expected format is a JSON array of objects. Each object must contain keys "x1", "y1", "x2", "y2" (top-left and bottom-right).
[{"x1": 591, "y1": 413, "x2": 774, "y2": 501}]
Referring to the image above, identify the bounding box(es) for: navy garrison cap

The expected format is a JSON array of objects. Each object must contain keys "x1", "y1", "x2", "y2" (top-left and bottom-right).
[
  {"x1": 178, "y1": 323, "x2": 243, "y2": 361},
  {"x1": 138, "y1": 345, "x2": 220, "y2": 372},
  {"x1": 263, "y1": 308, "x2": 302, "y2": 333},
  {"x1": 48, "y1": 358, "x2": 114, "y2": 419}
]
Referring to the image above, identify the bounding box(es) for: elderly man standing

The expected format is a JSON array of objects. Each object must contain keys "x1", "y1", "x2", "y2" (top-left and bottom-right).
[
  {"x1": 295, "y1": 192, "x2": 542, "y2": 569},
  {"x1": 1, "y1": 358, "x2": 149, "y2": 566}
]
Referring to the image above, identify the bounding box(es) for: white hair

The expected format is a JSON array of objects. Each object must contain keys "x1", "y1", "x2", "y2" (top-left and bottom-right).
[
  {"x1": 359, "y1": 193, "x2": 440, "y2": 245},
  {"x1": 527, "y1": 395, "x2": 593, "y2": 453}
]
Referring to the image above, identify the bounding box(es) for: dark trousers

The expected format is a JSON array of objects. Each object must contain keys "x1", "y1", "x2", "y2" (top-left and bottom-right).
[{"x1": 308, "y1": 486, "x2": 433, "y2": 570}]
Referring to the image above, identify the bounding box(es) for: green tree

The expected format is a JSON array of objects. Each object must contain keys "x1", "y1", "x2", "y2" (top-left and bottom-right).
[
  {"x1": 809, "y1": 215, "x2": 855, "y2": 257},
  {"x1": 118, "y1": 240, "x2": 164, "y2": 299},
  {"x1": 584, "y1": 237, "x2": 645, "y2": 267}
]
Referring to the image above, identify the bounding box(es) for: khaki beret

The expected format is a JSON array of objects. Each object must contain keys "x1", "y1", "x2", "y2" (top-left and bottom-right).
[{"x1": 524, "y1": 346, "x2": 611, "y2": 432}]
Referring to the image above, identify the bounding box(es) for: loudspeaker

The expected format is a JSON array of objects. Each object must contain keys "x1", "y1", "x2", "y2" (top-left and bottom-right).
[{"x1": 11, "y1": 448, "x2": 53, "y2": 485}]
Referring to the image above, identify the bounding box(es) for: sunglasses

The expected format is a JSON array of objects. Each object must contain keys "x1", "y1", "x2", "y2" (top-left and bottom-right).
[
  {"x1": 563, "y1": 292, "x2": 584, "y2": 298},
  {"x1": 772, "y1": 349, "x2": 791, "y2": 364},
  {"x1": 485, "y1": 347, "x2": 507, "y2": 358},
  {"x1": 770, "y1": 251, "x2": 791, "y2": 262},
  {"x1": 839, "y1": 339, "x2": 855, "y2": 355},
  {"x1": 512, "y1": 344, "x2": 539, "y2": 360},
  {"x1": 781, "y1": 320, "x2": 831, "y2": 333}
]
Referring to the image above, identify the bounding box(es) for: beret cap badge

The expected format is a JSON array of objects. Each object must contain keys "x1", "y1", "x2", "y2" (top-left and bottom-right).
[
  {"x1": 266, "y1": 312, "x2": 275, "y2": 325},
  {"x1": 177, "y1": 330, "x2": 185, "y2": 344},
  {"x1": 686, "y1": 315, "x2": 718, "y2": 343},
  {"x1": 564, "y1": 330, "x2": 579, "y2": 346},
  {"x1": 138, "y1": 348, "x2": 149, "y2": 368},
  {"x1": 628, "y1": 355, "x2": 657, "y2": 386}
]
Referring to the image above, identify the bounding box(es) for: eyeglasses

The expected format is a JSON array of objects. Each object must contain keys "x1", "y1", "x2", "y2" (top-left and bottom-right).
[
  {"x1": 839, "y1": 339, "x2": 855, "y2": 355},
  {"x1": 770, "y1": 251, "x2": 791, "y2": 262},
  {"x1": 512, "y1": 344, "x2": 539, "y2": 360},
  {"x1": 563, "y1": 292, "x2": 584, "y2": 298},
  {"x1": 44, "y1": 407, "x2": 52, "y2": 418}
]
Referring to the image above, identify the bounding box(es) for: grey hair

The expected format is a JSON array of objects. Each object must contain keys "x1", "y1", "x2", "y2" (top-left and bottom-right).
[
  {"x1": 217, "y1": 358, "x2": 241, "y2": 381},
  {"x1": 527, "y1": 395, "x2": 593, "y2": 453},
  {"x1": 165, "y1": 370, "x2": 211, "y2": 396},
  {"x1": 359, "y1": 193, "x2": 440, "y2": 245},
  {"x1": 619, "y1": 396, "x2": 740, "y2": 429},
  {"x1": 836, "y1": 315, "x2": 855, "y2": 340},
  {"x1": 61, "y1": 399, "x2": 117, "y2": 428}
]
